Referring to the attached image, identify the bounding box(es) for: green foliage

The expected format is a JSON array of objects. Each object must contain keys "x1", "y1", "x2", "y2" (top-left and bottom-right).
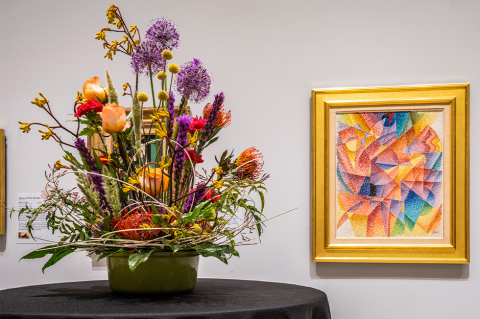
[{"x1": 128, "y1": 250, "x2": 154, "y2": 272}]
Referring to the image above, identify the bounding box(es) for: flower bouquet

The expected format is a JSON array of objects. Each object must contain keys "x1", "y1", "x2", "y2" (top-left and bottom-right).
[{"x1": 12, "y1": 4, "x2": 273, "y2": 293}]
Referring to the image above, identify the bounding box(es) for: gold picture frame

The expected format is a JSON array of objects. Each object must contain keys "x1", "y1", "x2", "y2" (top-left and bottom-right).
[
  {"x1": 0, "y1": 129, "x2": 5, "y2": 235},
  {"x1": 311, "y1": 84, "x2": 469, "y2": 263}
]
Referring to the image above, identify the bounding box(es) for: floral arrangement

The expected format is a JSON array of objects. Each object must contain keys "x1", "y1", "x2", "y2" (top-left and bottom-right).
[{"x1": 13, "y1": 4, "x2": 270, "y2": 272}]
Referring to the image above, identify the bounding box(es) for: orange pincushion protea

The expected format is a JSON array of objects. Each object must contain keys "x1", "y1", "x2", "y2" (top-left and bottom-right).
[
  {"x1": 111, "y1": 208, "x2": 162, "y2": 240},
  {"x1": 203, "y1": 103, "x2": 231, "y2": 128},
  {"x1": 235, "y1": 147, "x2": 264, "y2": 180}
]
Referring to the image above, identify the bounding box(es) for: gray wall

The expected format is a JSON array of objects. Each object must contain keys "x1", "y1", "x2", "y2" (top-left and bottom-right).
[{"x1": 1, "y1": 0, "x2": 479, "y2": 318}]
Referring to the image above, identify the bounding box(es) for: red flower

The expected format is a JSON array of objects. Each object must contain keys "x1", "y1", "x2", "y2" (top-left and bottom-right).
[
  {"x1": 98, "y1": 155, "x2": 118, "y2": 169},
  {"x1": 189, "y1": 117, "x2": 206, "y2": 132},
  {"x1": 74, "y1": 99, "x2": 104, "y2": 117},
  {"x1": 185, "y1": 149, "x2": 204, "y2": 163},
  {"x1": 204, "y1": 189, "x2": 220, "y2": 203}
]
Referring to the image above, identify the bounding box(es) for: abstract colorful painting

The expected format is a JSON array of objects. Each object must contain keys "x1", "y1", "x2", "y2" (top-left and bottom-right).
[{"x1": 335, "y1": 111, "x2": 443, "y2": 238}]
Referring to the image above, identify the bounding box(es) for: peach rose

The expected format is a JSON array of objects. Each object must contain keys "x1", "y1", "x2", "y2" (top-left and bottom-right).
[{"x1": 101, "y1": 103, "x2": 126, "y2": 133}]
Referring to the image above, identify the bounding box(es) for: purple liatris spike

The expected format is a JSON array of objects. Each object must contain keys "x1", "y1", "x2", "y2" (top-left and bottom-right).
[
  {"x1": 183, "y1": 183, "x2": 206, "y2": 213},
  {"x1": 145, "y1": 18, "x2": 180, "y2": 51},
  {"x1": 175, "y1": 58, "x2": 212, "y2": 103},
  {"x1": 203, "y1": 92, "x2": 225, "y2": 139},
  {"x1": 74, "y1": 138, "x2": 112, "y2": 214},
  {"x1": 130, "y1": 41, "x2": 165, "y2": 76},
  {"x1": 168, "y1": 91, "x2": 176, "y2": 131},
  {"x1": 173, "y1": 115, "x2": 192, "y2": 182}
]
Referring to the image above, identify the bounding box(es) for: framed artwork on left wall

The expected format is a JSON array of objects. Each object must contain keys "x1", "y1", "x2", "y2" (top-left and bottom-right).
[{"x1": 311, "y1": 84, "x2": 469, "y2": 264}]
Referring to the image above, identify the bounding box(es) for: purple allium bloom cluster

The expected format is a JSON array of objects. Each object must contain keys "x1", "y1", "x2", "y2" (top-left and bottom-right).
[
  {"x1": 183, "y1": 183, "x2": 206, "y2": 213},
  {"x1": 175, "y1": 58, "x2": 212, "y2": 103},
  {"x1": 173, "y1": 115, "x2": 192, "y2": 182},
  {"x1": 203, "y1": 92, "x2": 225, "y2": 139},
  {"x1": 167, "y1": 91, "x2": 176, "y2": 131},
  {"x1": 74, "y1": 138, "x2": 111, "y2": 213},
  {"x1": 130, "y1": 41, "x2": 165, "y2": 76},
  {"x1": 145, "y1": 18, "x2": 180, "y2": 51}
]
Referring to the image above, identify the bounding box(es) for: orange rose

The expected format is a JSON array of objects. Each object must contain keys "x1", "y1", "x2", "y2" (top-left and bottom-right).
[
  {"x1": 83, "y1": 77, "x2": 107, "y2": 101},
  {"x1": 101, "y1": 103, "x2": 127, "y2": 133},
  {"x1": 139, "y1": 168, "x2": 169, "y2": 196}
]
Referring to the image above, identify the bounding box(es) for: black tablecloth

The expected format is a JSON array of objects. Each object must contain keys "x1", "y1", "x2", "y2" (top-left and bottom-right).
[{"x1": 0, "y1": 279, "x2": 331, "y2": 319}]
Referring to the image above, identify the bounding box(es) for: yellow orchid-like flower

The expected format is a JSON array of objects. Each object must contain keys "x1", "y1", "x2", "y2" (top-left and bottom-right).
[
  {"x1": 106, "y1": 4, "x2": 117, "y2": 24},
  {"x1": 95, "y1": 28, "x2": 108, "y2": 41},
  {"x1": 108, "y1": 40, "x2": 118, "y2": 55},
  {"x1": 150, "y1": 107, "x2": 169, "y2": 122},
  {"x1": 158, "y1": 156, "x2": 173, "y2": 170},
  {"x1": 112, "y1": 141, "x2": 119, "y2": 150},
  {"x1": 213, "y1": 166, "x2": 223, "y2": 175},
  {"x1": 155, "y1": 122, "x2": 168, "y2": 139},
  {"x1": 38, "y1": 124, "x2": 54, "y2": 140},
  {"x1": 129, "y1": 25, "x2": 137, "y2": 32},
  {"x1": 187, "y1": 131, "x2": 198, "y2": 148},
  {"x1": 104, "y1": 50, "x2": 113, "y2": 60},
  {"x1": 114, "y1": 20, "x2": 122, "y2": 29},
  {"x1": 128, "y1": 176, "x2": 140, "y2": 186},
  {"x1": 75, "y1": 91, "x2": 85, "y2": 105},
  {"x1": 63, "y1": 154, "x2": 73, "y2": 163},
  {"x1": 18, "y1": 121, "x2": 31, "y2": 133},
  {"x1": 122, "y1": 184, "x2": 138, "y2": 193},
  {"x1": 31, "y1": 93, "x2": 47, "y2": 108},
  {"x1": 54, "y1": 159, "x2": 69, "y2": 171}
]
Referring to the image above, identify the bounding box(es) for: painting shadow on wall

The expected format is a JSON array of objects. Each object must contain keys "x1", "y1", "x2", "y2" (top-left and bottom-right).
[{"x1": 310, "y1": 262, "x2": 468, "y2": 280}]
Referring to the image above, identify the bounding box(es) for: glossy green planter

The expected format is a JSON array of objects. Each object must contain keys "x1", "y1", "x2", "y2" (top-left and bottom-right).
[{"x1": 106, "y1": 251, "x2": 199, "y2": 294}]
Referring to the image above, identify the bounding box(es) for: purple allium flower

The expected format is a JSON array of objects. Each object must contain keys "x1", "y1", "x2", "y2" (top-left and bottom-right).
[
  {"x1": 173, "y1": 115, "x2": 192, "y2": 182},
  {"x1": 167, "y1": 91, "x2": 176, "y2": 132},
  {"x1": 145, "y1": 18, "x2": 180, "y2": 51},
  {"x1": 130, "y1": 41, "x2": 165, "y2": 76},
  {"x1": 74, "y1": 138, "x2": 112, "y2": 213},
  {"x1": 202, "y1": 92, "x2": 225, "y2": 139},
  {"x1": 183, "y1": 183, "x2": 206, "y2": 213},
  {"x1": 175, "y1": 58, "x2": 212, "y2": 103}
]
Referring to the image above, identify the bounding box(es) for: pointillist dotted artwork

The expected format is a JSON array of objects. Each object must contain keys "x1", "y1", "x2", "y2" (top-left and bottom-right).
[{"x1": 335, "y1": 111, "x2": 444, "y2": 238}]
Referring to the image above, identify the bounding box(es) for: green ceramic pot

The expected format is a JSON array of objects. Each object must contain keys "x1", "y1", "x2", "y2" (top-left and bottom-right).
[{"x1": 106, "y1": 251, "x2": 199, "y2": 294}]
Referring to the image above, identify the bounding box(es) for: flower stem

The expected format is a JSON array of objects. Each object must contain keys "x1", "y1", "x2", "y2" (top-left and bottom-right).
[{"x1": 149, "y1": 65, "x2": 156, "y2": 109}]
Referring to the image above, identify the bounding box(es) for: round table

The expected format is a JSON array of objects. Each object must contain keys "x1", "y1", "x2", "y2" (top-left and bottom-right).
[{"x1": 0, "y1": 279, "x2": 330, "y2": 319}]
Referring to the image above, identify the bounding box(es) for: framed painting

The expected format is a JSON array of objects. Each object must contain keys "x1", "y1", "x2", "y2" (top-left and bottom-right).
[
  {"x1": 311, "y1": 84, "x2": 469, "y2": 263},
  {"x1": 0, "y1": 129, "x2": 5, "y2": 235}
]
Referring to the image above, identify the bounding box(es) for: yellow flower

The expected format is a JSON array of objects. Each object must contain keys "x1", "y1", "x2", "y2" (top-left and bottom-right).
[
  {"x1": 104, "y1": 50, "x2": 113, "y2": 60},
  {"x1": 128, "y1": 176, "x2": 140, "y2": 186},
  {"x1": 54, "y1": 159, "x2": 69, "y2": 171},
  {"x1": 114, "y1": 20, "x2": 122, "y2": 29},
  {"x1": 122, "y1": 184, "x2": 138, "y2": 193},
  {"x1": 129, "y1": 25, "x2": 137, "y2": 32},
  {"x1": 155, "y1": 122, "x2": 168, "y2": 139},
  {"x1": 122, "y1": 83, "x2": 129, "y2": 91},
  {"x1": 150, "y1": 107, "x2": 169, "y2": 122},
  {"x1": 161, "y1": 50, "x2": 173, "y2": 60},
  {"x1": 31, "y1": 93, "x2": 47, "y2": 108},
  {"x1": 38, "y1": 124, "x2": 54, "y2": 140},
  {"x1": 137, "y1": 92, "x2": 148, "y2": 103},
  {"x1": 191, "y1": 224, "x2": 203, "y2": 235},
  {"x1": 18, "y1": 121, "x2": 31, "y2": 133},
  {"x1": 158, "y1": 90, "x2": 169, "y2": 101},
  {"x1": 63, "y1": 155, "x2": 73, "y2": 163},
  {"x1": 168, "y1": 63, "x2": 180, "y2": 74},
  {"x1": 212, "y1": 180, "x2": 223, "y2": 190},
  {"x1": 187, "y1": 131, "x2": 198, "y2": 148},
  {"x1": 157, "y1": 71, "x2": 167, "y2": 80},
  {"x1": 213, "y1": 166, "x2": 223, "y2": 175},
  {"x1": 158, "y1": 156, "x2": 172, "y2": 170},
  {"x1": 106, "y1": 4, "x2": 117, "y2": 24},
  {"x1": 112, "y1": 141, "x2": 119, "y2": 149},
  {"x1": 109, "y1": 40, "x2": 118, "y2": 54},
  {"x1": 94, "y1": 29, "x2": 107, "y2": 41}
]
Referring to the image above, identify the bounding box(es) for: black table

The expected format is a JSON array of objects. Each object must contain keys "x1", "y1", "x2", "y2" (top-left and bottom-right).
[{"x1": 0, "y1": 279, "x2": 331, "y2": 319}]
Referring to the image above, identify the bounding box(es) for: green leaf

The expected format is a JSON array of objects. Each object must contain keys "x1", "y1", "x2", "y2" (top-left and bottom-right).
[
  {"x1": 78, "y1": 127, "x2": 95, "y2": 137},
  {"x1": 92, "y1": 151, "x2": 103, "y2": 172},
  {"x1": 97, "y1": 249, "x2": 125, "y2": 261},
  {"x1": 42, "y1": 248, "x2": 76, "y2": 273},
  {"x1": 20, "y1": 245, "x2": 59, "y2": 260},
  {"x1": 128, "y1": 250, "x2": 154, "y2": 272},
  {"x1": 195, "y1": 242, "x2": 228, "y2": 264},
  {"x1": 204, "y1": 136, "x2": 219, "y2": 149}
]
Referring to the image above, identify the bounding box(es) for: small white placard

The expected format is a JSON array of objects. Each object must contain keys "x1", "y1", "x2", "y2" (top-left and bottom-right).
[{"x1": 17, "y1": 193, "x2": 57, "y2": 244}]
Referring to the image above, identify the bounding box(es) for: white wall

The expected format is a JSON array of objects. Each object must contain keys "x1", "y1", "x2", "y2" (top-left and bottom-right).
[{"x1": 1, "y1": 0, "x2": 479, "y2": 318}]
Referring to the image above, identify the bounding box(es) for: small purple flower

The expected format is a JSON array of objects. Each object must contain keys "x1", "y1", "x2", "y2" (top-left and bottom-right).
[
  {"x1": 74, "y1": 138, "x2": 112, "y2": 214},
  {"x1": 203, "y1": 92, "x2": 225, "y2": 139},
  {"x1": 130, "y1": 41, "x2": 165, "y2": 76},
  {"x1": 173, "y1": 115, "x2": 192, "y2": 182},
  {"x1": 183, "y1": 183, "x2": 206, "y2": 213},
  {"x1": 175, "y1": 58, "x2": 212, "y2": 103},
  {"x1": 145, "y1": 18, "x2": 180, "y2": 51}
]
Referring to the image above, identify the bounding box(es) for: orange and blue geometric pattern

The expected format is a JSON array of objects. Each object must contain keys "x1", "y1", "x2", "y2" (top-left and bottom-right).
[{"x1": 336, "y1": 111, "x2": 443, "y2": 237}]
